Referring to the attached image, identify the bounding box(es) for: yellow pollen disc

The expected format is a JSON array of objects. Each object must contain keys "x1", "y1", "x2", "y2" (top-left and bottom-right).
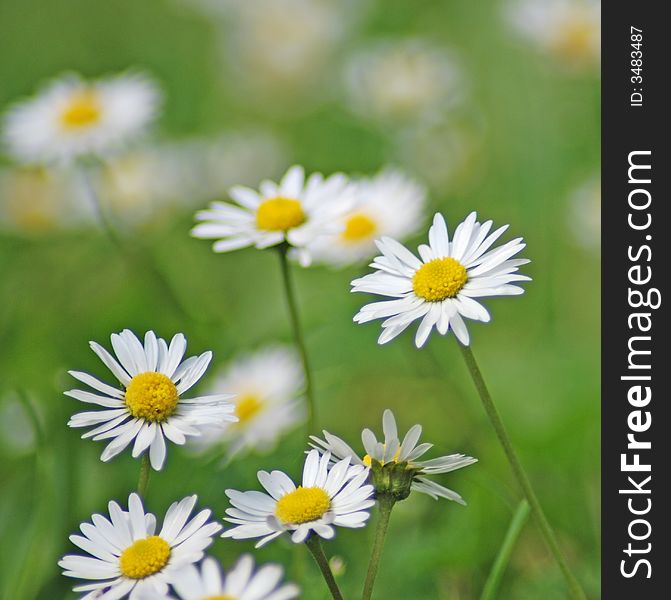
[
  {"x1": 362, "y1": 446, "x2": 401, "y2": 467},
  {"x1": 256, "y1": 197, "x2": 305, "y2": 231},
  {"x1": 412, "y1": 257, "x2": 468, "y2": 302},
  {"x1": 125, "y1": 372, "x2": 179, "y2": 422},
  {"x1": 203, "y1": 597, "x2": 235, "y2": 600},
  {"x1": 552, "y1": 19, "x2": 594, "y2": 61},
  {"x1": 235, "y1": 394, "x2": 264, "y2": 424},
  {"x1": 119, "y1": 536, "x2": 171, "y2": 579},
  {"x1": 341, "y1": 213, "x2": 377, "y2": 243},
  {"x1": 60, "y1": 90, "x2": 102, "y2": 129},
  {"x1": 275, "y1": 486, "x2": 331, "y2": 524}
]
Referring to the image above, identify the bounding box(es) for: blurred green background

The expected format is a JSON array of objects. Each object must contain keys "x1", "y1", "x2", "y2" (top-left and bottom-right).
[{"x1": 0, "y1": 0, "x2": 600, "y2": 598}]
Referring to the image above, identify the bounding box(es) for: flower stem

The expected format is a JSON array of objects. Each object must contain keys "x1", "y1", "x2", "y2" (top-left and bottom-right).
[
  {"x1": 277, "y1": 245, "x2": 316, "y2": 435},
  {"x1": 305, "y1": 535, "x2": 344, "y2": 600},
  {"x1": 137, "y1": 454, "x2": 151, "y2": 498},
  {"x1": 77, "y1": 163, "x2": 203, "y2": 327},
  {"x1": 479, "y1": 500, "x2": 530, "y2": 600},
  {"x1": 458, "y1": 343, "x2": 586, "y2": 600},
  {"x1": 77, "y1": 164, "x2": 124, "y2": 251},
  {"x1": 362, "y1": 493, "x2": 395, "y2": 600}
]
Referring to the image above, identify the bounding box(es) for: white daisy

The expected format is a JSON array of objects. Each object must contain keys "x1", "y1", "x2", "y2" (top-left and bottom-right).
[
  {"x1": 309, "y1": 168, "x2": 427, "y2": 267},
  {"x1": 191, "y1": 165, "x2": 355, "y2": 266},
  {"x1": 311, "y1": 409, "x2": 477, "y2": 503},
  {"x1": 137, "y1": 555, "x2": 299, "y2": 600},
  {"x1": 344, "y1": 38, "x2": 463, "y2": 123},
  {"x1": 2, "y1": 72, "x2": 160, "y2": 165},
  {"x1": 222, "y1": 449, "x2": 374, "y2": 547},
  {"x1": 351, "y1": 212, "x2": 531, "y2": 347},
  {"x1": 195, "y1": 345, "x2": 304, "y2": 458},
  {"x1": 506, "y1": 0, "x2": 600, "y2": 68},
  {"x1": 0, "y1": 165, "x2": 91, "y2": 233},
  {"x1": 215, "y1": 0, "x2": 352, "y2": 96},
  {"x1": 66, "y1": 329, "x2": 237, "y2": 470},
  {"x1": 59, "y1": 493, "x2": 221, "y2": 600}
]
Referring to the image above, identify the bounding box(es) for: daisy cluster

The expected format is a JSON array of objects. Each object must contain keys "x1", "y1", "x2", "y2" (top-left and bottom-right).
[{"x1": 1, "y1": 67, "x2": 536, "y2": 600}]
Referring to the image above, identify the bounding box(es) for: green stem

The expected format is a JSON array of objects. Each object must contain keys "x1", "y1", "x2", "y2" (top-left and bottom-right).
[
  {"x1": 78, "y1": 164, "x2": 124, "y2": 250},
  {"x1": 305, "y1": 535, "x2": 344, "y2": 600},
  {"x1": 458, "y1": 343, "x2": 586, "y2": 600},
  {"x1": 480, "y1": 500, "x2": 530, "y2": 600},
  {"x1": 277, "y1": 245, "x2": 316, "y2": 435},
  {"x1": 137, "y1": 454, "x2": 151, "y2": 498},
  {"x1": 77, "y1": 163, "x2": 202, "y2": 326},
  {"x1": 362, "y1": 494, "x2": 395, "y2": 600}
]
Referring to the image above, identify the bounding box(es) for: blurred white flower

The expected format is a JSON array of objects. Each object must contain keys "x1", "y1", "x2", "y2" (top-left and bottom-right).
[
  {"x1": 195, "y1": 345, "x2": 304, "y2": 458},
  {"x1": 184, "y1": 0, "x2": 361, "y2": 103},
  {"x1": 344, "y1": 39, "x2": 464, "y2": 124},
  {"x1": 352, "y1": 212, "x2": 530, "y2": 347},
  {"x1": 192, "y1": 165, "x2": 356, "y2": 266},
  {"x1": 395, "y1": 119, "x2": 481, "y2": 191},
  {"x1": 309, "y1": 168, "x2": 427, "y2": 267},
  {"x1": 0, "y1": 166, "x2": 90, "y2": 233},
  {"x1": 84, "y1": 131, "x2": 285, "y2": 227},
  {"x1": 312, "y1": 409, "x2": 478, "y2": 502},
  {"x1": 2, "y1": 72, "x2": 161, "y2": 165},
  {"x1": 567, "y1": 175, "x2": 600, "y2": 251},
  {"x1": 138, "y1": 555, "x2": 299, "y2": 600},
  {"x1": 506, "y1": 0, "x2": 600, "y2": 69},
  {"x1": 222, "y1": 449, "x2": 374, "y2": 547}
]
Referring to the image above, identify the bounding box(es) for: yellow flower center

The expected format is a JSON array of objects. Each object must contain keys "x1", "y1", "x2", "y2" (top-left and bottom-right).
[
  {"x1": 60, "y1": 90, "x2": 102, "y2": 130},
  {"x1": 412, "y1": 257, "x2": 468, "y2": 301},
  {"x1": 119, "y1": 536, "x2": 171, "y2": 579},
  {"x1": 203, "y1": 597, "x2": 236, "y2": 600},
  {"x1": 275, "y1": 486, "x2": 331, "y2": 524},
  {"x1": 235, "y1": 394, "x2": 264, "y2": 424},
  {"x1": 125, "y1": 372, "x2": 179, "y2": 422},
  {"x1": 552, "y1": 18, "x2": 594, "y2": 61},
  {"x1": 341, "y1": 213, "x2": 377, "y2": 243},
  {"x1": 362, "y1": 446, "x2": 401, "y2": 467},
  {"x1": 256, "y1": 197, "x2": 306, "y2": 231}
]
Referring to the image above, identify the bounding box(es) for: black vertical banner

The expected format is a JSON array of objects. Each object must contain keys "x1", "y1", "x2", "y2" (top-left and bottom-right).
[{"x1": 602, "y1": 1, "x2": 670, "y2": 598}]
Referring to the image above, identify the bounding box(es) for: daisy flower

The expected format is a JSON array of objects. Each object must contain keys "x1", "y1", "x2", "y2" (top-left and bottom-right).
[
  {"x1": 344, "y1": 38, "x2": 463, "y2": 124},
  {"x1": 222, "y1": 449, "x2": 374, "y2": 547},
  {"x1": 311, "y1": 409, "x2": 477, "y2": 503},
  {"x1": 0, "y1": 165, "x2": 90, "y2": 233},
  {"x1": 66, "y1": 329, "x2": 237, "y2": 470},
  {"x1": 352, "y1": 212, "x2": 531, "y2": 347},
  {"x1": 195, "y1": 345, "x2": 304, "y2": 458},
  {"x1": 191, "y1": 164, "x2": 355, "y2": 266},
  {"x1": 309, "y1": 169, "x2": 427, "y2": 267},
  {"x1": 137, "y1": 555, "x2": 299, "y2": 600},
  {"x1": 506, "y1": 0, "x2": 600, "y2": 68},
  {"x1": 2, "y1": 72, "x2": 160, "y2": 165},
  {"x1": 59, "y1": 493, "x2": 221, "y2": 600}
]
